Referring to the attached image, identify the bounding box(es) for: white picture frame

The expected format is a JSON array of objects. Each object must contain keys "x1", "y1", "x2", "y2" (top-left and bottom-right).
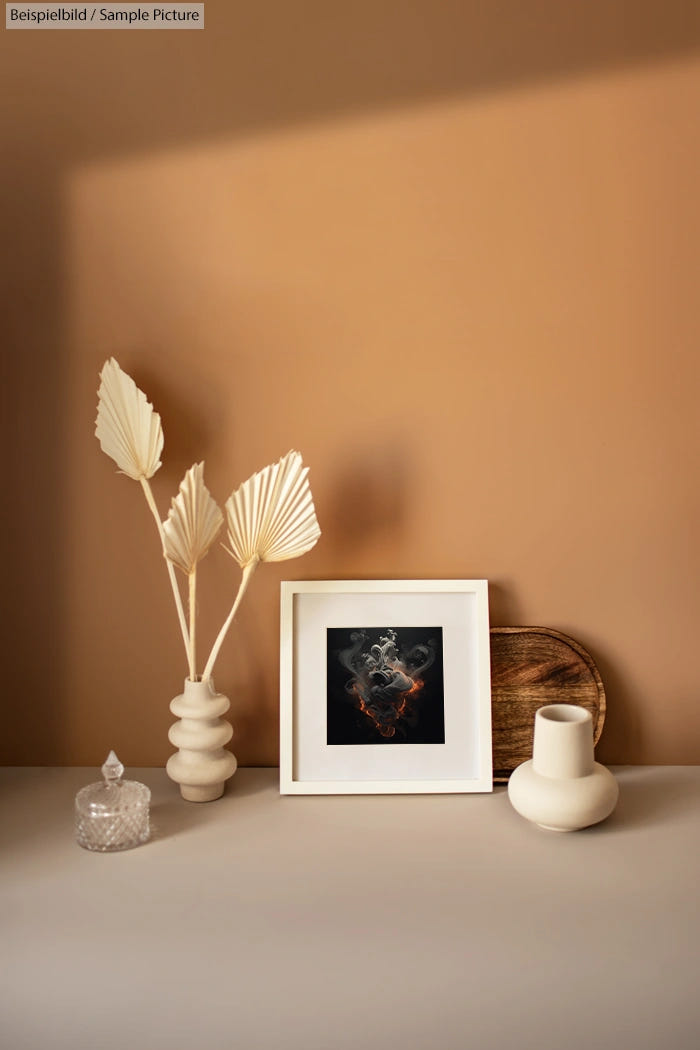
[{"x1": 280, "y1": 580, "x2": 492, "y2": 794}]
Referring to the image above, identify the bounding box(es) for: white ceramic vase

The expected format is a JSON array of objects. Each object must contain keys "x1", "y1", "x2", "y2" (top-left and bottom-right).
[
  {"x1": 166, "y1": 678, "x2": 238, "y2": 802},
  {"x1": 507, "y1": 704, "x2": 618, "y2": 832}
]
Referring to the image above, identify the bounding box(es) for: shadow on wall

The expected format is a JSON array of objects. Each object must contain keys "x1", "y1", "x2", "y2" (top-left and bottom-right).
[
  {"x1": 587, "y1": 641, "x2": 645, "y2": 767},
  {"x1": 2, "y1": 0, "x2": 699, "y2": 762},
  {"x1": 4, "y1": 2, "x2": 699, "y2": 167},
  {"x1": 487, "y1": 581, "x2": 528, "y2": 627},
  {"x1": 130, "y1": 358, "x2": 231, "y2": 485}
]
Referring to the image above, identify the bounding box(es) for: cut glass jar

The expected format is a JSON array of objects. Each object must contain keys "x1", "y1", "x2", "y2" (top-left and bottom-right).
[{"x1": 75, "y1": 751, "x2": 150, "y2": 851}]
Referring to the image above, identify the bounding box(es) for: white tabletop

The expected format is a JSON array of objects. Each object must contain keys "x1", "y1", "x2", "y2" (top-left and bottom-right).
[{"x1": 2, "y1": 766, "x2": 699, "y2": 1050}]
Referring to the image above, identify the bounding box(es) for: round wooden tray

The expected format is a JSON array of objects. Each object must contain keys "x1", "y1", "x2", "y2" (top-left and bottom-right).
[{"x1": 490, "y1": 626, "x2": 606, "y2": 782}]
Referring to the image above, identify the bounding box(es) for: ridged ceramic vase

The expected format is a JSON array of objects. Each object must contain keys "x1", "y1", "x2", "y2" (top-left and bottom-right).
[
  {"x1": 166, "y1": 678, "x2": 237, "y2": 802},
  {"x1": 508, "y1": 704, "x2": 618, "y2": 831}
]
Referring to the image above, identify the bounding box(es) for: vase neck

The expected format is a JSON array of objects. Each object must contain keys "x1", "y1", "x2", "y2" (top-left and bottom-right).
[
  {"x1": 183, "y1": 677, "x2": 217, "y2": 699},
  {"x1": 532, "y1": 704, "x2": 594, "y2": 779}
]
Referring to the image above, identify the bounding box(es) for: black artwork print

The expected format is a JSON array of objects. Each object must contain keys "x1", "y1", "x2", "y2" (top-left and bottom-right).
[{"x1": 327, "y1": 627, "x2": 445, "y2": 745}]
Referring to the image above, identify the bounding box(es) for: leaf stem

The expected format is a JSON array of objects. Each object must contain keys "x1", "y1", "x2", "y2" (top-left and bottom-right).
[
  {"x1": 140, "y1": 477, "x2": 193, "y2": 677},
  {"x1": 188, "y1": 570, "x2": 197, "y2": 682},
  {"x1": 202, "y1": 558, "x2": 258, "y2": 682}
]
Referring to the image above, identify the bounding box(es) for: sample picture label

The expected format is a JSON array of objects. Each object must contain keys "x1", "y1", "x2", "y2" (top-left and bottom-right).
[
  {"x1": 5, "y1": 5, "x2": 205, "y2": 30},
  {"x1": 327, "y1": 627, "x2": 445, "y2": 745}
]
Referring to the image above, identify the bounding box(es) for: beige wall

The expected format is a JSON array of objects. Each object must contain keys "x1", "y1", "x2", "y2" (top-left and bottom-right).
[{"x1": 2, "y1": 3, "x2": 699, "y2": 767}]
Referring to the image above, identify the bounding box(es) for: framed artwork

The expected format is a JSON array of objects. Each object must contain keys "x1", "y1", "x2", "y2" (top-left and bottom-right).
[{"x1": 279, "y1": 580, "x2": 492, "y2": 794}]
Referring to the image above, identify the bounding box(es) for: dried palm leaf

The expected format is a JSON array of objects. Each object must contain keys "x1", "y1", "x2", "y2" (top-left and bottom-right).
[
  {"x1": 163, "y1": 463, "x2": 223, "y2": 679},
  {"x1": 95, "y1": 357, "x2": 164, "y2": 480},
  {"x1": 224, "y1": 450, "x2": 321, "y2": 567},
  {"x1": 202, "y1": 451, "x2": 320, "y2": 680},
  {"x1": 95, "y1": 358, "x2": 190, "y2": 672},
  {"x1": 163, "y1": 463, "x2": 223, "y2": 575}
]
